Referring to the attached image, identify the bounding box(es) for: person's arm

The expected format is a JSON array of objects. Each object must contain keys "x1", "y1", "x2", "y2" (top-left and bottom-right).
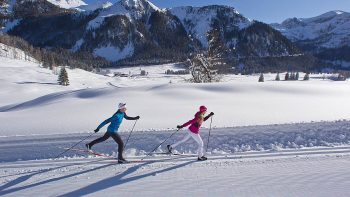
[
  {"x1": 204, "y1": 112, "x2": 214, "y2": 121},
  {"x1": 95, "y1": 117, "x2": 112, "y2": 132},
  {"x1": 124, "y1": 113, "x2": 140, "y2": 120},
  {"x1": 179, "y1": 117, "x2": 198, "y2": 128}
]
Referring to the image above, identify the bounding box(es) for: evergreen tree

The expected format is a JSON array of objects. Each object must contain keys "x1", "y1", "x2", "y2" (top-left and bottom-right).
[
  {"x1": 290, "y1": 72, "x2": 295, "y2": 80},
  {"x1": 58, "y1": 67, "x2": 69, "y2": 86},
  {"x1": 275, "y1": 73, "x2": 280, "y2": 81},
  {"x1": 303, "y1": 73, "x2": 310, "y2": 81},
  {"x1": 337, "y1": 73, "x2": 346, "y2": 81},
  {"x1": 285, "y1": 72, "x2": 290, "y2": 81},
  {"x1": 258, "y1": 73, "x2": 264, "y2": 82}
]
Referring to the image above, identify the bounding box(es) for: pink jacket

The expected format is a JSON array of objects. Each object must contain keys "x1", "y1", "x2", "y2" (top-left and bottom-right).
[{"x1": 181, "y1": 112, "x2": 211, "y2": 134}]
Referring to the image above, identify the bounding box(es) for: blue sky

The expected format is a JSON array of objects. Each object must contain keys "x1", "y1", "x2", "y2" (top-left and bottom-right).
[{"x1": 149, "y1": 0, "x2": 350, "y2": 23}]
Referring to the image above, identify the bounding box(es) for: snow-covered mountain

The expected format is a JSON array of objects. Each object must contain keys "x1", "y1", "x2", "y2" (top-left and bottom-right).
[
  {"x1": 1, "y1": 0, "x2": 308, "y2": 70},
  {"x1": 12, "y1": 0, "x2": 76, "y2": 18},
  {"x1": 271, "y1": 10, "x2": 350, "y2": 49},
  {"x1": 87, "y1": 0, "x2": 160, "y2": 30},
  {"x1": 170, "y1": 6, "x2": 251, "y2": 48},
  {"x1": 271, "y1": 11, "x2": 350, "y2": 67},
  {"x1": 0, "y1": 0, "x2": 116, "y2": 15}
]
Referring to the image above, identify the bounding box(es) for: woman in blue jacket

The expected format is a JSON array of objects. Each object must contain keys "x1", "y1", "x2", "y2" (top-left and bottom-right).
[{"x1": 86, "y1": 103, "x2": 139, "y2": 163}]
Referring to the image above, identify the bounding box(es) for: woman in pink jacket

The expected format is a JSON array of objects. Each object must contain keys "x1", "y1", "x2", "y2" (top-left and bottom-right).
[{"x1": 167, "y1": 106, "x2": 214, "y2": 161}]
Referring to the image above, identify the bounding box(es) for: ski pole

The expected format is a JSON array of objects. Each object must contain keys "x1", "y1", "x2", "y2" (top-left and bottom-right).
[
  {"x1": 205, "y1": 116, "x2": 213, "y2": 154},
  {"x1": 141, "y1": 128, "x2": 181, "y2": 160},
  {"x1": 124, "y1": 119, "x2": 138, "y2": 149},
  {"x1": 54, "y1": 132, "x2": 95, "y2": 159}
]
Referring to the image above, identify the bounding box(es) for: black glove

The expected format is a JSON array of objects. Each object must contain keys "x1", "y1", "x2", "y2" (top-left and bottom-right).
[
  {"x1": 94, "y1": 128, "x2": 99, "y2": 133},
  {"x1": 209, "y1": 112, "x2": 214, "y2": 116},
  {"x1": 177, "y1": 125, "x2": 183, "y2": 129},
  {"x1": 136, "y1": 116, "x2": 140, "y2": 120}
]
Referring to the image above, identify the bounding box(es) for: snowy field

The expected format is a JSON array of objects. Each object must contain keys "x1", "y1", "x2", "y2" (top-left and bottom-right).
[
  {"x1": 1, "y1": 56, "x2": 350, "y2": 136},
  {"x1": 1, "y1": 52, "x2": 350, "y2": 196}
]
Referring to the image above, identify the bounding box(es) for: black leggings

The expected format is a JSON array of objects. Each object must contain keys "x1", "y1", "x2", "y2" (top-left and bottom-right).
[{"x1": 88, "y1": 132, "x2": 124, "y2": 159}]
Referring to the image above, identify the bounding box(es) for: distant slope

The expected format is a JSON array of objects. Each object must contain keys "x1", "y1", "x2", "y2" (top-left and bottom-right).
[{"x1": 271, "y1": 11, "x2": 350, "y2": 67}]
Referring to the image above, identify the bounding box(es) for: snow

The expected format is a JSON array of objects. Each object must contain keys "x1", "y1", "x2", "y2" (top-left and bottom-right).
[
  {"x1": 1, "y1": 120, "x2": 350, "y2": 162},
  {"x1": 1, "y1": 138, "x2": 350, "y2": 196},
  {"x1": 170, "y1": 6, "x2": 251, "y2": 48},
  {"x1": 87, "y1": 15, "x2": 106, "y2": 30},
  {"x1": 46, "y1": 0, "x2": 87, "y2": 9},
  {"x1": 86, "y1": 3, "x2": 130, "y2": 29},
  {"x1": 93, "y1": 42, "x2": 134, "y2": 61},
  {"x1": 1, "y1": 45, "x2": 350, "y2": 196},
  {"x1": 87, "y1": 0, "x2": 159, "y2": 30},
  {"x1": 0, "y1": 43, "x2": 38, "y2": 63},
  {"x1": 121, "y1": 0, "x2": 160, "y2": 12},
  {"x1": 71, "y1": 38, "x2": 84, "y2": 52},
  {"x1": 272, "y1": 10, "x2": 350, "y2": 48},
  {"x1": 77, "y1": 0, "x2": 114, "y2": 11},
  {"x1": 1, "y1": 53, "x2": 350, "y2": 136},
  {"x1": 0, "y1": 0, "x2": 16, "y2": 13},
  {"x1": 170, "y1": 7, "x2": 217, "y2": 47}
]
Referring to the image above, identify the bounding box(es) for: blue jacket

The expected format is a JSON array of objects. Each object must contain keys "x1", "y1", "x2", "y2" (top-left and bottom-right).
[{"x1": 97, "y1": 111, "x2": 138, "y2": 133}]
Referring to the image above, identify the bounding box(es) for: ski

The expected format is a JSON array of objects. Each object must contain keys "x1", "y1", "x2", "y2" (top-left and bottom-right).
[
  {"x1": 62, "y1": 147, "x2": 202, "y2": 163},
  {"x1": 62, "y1": 147, "x2": 146, "y2": 164},
  {"x1": 152, "y1": 152, "x2": 197, "y2": 157},
  {"x1": 62, "y1": 147, "x2": 116, "y2": 159}
]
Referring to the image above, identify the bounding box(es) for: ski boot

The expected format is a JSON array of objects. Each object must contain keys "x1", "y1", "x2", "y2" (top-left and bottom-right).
[
  {"x1": 167, "y1": 145, "x2": 173, "y2": 154},
  {"x1": 197, "y1": 156, "x2": 207, "y2": 161},
  {"x1": 118, "y1": 158, "x2": 129, "y2": 164},
  {"x1": 85, "y1": 144, "x2": 92, "y2": 152}
]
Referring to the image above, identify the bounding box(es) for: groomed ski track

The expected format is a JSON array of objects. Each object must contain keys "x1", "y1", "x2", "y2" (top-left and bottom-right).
[{"x1": 1, "y1": 121, "x2": 350, "y2": 196}]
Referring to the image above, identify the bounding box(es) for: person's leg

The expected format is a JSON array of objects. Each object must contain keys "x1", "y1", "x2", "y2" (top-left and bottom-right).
[
  {"x1": 172, "y1": 131, "x2": 191, "y2": 149},
  {"x1": 189, "y1": 132, "x2": 204, "y2": 158},
  {"x1": 88, "y1": 132, "x2": 110, "y2": 147},
  {"x1": 110, "y1": 133, "x2": 124, "y2": 160}
]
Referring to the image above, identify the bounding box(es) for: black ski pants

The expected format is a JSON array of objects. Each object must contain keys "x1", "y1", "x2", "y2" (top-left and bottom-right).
[{"x1": 88, "y1": 132, "x2": 124, "y2": 159}]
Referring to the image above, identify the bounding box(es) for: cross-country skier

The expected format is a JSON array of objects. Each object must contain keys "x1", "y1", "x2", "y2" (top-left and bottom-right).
[
  {"x1": 86, "y1": 103, "x2": 140, "y2": 163},
  {"x1": 167, "y1": 106, "x2": 214, "y2": 161}
]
